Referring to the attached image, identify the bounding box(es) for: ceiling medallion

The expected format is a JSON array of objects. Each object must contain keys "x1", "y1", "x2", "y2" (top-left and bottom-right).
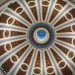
[{"x1": 28, "y1": 22, "x2": 55, "y2": 49}]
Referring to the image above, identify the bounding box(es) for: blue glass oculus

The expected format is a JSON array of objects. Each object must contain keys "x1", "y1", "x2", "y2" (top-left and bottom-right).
[
  {"x1": 37, "y1": 30, "x2": 46, "y2": 39},
  {"x1": 28, "y1": 23, "x2": 55, "y2": 49}
]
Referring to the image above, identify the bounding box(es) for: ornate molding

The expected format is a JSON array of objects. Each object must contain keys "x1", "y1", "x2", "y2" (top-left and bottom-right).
[
  {"x1": 0, "y1": 0, "x2": 16, "y2": 10},
  {"x1": 0, "y1": 0, "x2": 75, "y2": 11},
  {"x1": 63, "y1": 0, "x2": 75, "y2": 8}
]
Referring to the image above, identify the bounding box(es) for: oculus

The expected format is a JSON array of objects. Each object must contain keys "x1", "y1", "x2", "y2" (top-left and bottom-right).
[{"x1": 28, "y1": 22, "x2": 55, "y2": 48}]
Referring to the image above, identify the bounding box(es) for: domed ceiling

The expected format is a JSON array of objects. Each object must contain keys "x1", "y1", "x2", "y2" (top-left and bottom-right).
[{"x1": 0, "y1": 0, "x2": 75, "y2": 75}]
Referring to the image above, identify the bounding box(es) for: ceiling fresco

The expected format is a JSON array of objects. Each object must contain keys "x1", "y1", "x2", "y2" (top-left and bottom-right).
[{"x1": 0, "y1": 0, "x2": 75, "y2": 75}]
